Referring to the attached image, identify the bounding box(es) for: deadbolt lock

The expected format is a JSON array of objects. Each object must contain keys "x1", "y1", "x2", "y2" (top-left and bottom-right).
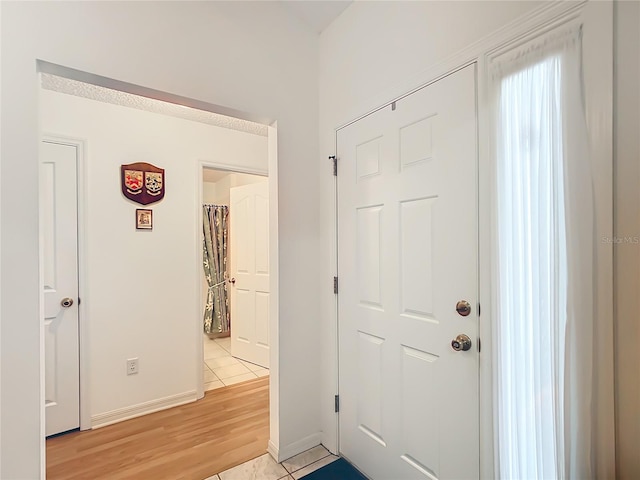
[
  {"x1": 456, "y1": 300, "x2": 471, "y2": 316},
  {"x1": 60, "y1": 297, "x2": 74, "y2": 308}
]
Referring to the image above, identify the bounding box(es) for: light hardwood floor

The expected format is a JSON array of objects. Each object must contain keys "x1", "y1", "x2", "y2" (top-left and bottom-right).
[{"x1": 47, "y1": 376, "x2": 269, "y2": 480}]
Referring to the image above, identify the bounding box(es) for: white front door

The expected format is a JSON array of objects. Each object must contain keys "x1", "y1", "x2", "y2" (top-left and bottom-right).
[
  {"x1": 42, "y1": 140, "x2": 80, "y2": 437},
  {"x1": 337, "y1": 65, "x2": 479, "y2": 479},
  {"x1": 229, "y1": 181, "x2": 270, "y2": 368}
]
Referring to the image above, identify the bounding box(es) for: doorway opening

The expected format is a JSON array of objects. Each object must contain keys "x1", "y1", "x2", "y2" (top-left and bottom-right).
[
  {"x1": 39, "y1": 61, "x2": 280, "y2": 478},
  {"x1": 200, "y1": 167, "x2": 271, "y2": 392}
]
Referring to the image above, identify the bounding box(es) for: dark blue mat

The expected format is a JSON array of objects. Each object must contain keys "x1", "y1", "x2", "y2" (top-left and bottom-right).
[{"x1": 300, "y1": 457, "x2": 368, "y2": 480}]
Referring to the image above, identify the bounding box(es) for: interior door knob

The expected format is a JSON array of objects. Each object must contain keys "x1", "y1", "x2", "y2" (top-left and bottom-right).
[
  {"x1": 230, "y1": 278, "x2": 236, "y2": 285},
  {"x1": 60, "y1": 297, "x2": 74, "y2": 308},
  {"x1": 451, "y1": 334, "x2": 472, "y2": 352}
]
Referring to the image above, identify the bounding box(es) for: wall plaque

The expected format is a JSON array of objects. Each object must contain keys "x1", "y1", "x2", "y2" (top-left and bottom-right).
[{"x1": 121, "y1": 162, "x2": 165, "y2": 205}]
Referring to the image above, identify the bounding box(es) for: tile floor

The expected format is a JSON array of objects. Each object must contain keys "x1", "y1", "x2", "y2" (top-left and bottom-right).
[
  {"x1": 206, "y1": 445, "x2": 339, "y2": 480},
  {"x1": 204, "y1": 334, "x2": 269, "y2": 391}
]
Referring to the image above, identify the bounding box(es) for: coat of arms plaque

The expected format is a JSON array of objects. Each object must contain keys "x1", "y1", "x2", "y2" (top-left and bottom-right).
[{"x1": 121, "y1": 162, "x2": 165, "y2": 205}]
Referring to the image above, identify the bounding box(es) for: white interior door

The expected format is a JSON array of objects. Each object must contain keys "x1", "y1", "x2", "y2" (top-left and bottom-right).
[
  {"x1": 42, "y1": 140, "x2": 80, "y2": 437},
  {"x1": 229, "y1": 181, "x2": 270, "y2": 368},
  {"x1": 337, "y1": 65, "x2": 479, "y2": 479}
]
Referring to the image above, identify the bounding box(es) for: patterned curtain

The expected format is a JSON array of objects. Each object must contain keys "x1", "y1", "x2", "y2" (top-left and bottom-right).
[{"x1": 203, "y1": 205, "x2": 230, "y2": 335}]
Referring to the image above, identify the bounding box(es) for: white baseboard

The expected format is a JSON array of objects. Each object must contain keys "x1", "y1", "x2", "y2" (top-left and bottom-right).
[
  {"x1": 267, "y1": 440, "x2": 279, "y2": 462},
  {"x1": 91, "y1": 390, "x2": 198, "y2": 429},
  {"x1": 276, "y1": 432, "x2": 323, "y2": 462},
  {"x1": 321, "y1": 430, "x2": 339, "y2": 456}
]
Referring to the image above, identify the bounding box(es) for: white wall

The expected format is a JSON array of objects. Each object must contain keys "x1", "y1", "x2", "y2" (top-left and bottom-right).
[
  {"x1": 40, "y1": 88, "x2": 268, "y2": 419},
  {"x1": 317, "y1": 0, "x2": 543, "y2": 453},
  {"x1": 0, "y1": 0, "x2": 3, "y2": 471},
  {"x1": 1, "y1": 2, "x2": 320, "y2": 477},
  {"x1": 206, "y1": 175, "x2": 234, "y2": 206},
  {"x1": 204, "y1": 173, "x2": 267, "y2": 206},
  {"x1": 614, "y1": 1, "x2": 640, "y2": 478},
  {"x1": 203, "y1": 182, "x2": 219, "y2": 205},
  {"x1": 234, "y1": 172, "x2": 269, "y2": 186}
]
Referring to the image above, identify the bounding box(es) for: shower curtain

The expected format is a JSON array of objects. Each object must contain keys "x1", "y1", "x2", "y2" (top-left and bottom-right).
[{"x1": 203, "y1": 204, "x2": 230, "y2": 336}]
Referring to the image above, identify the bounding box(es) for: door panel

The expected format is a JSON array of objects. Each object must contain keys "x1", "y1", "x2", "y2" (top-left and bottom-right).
[
  {"x1": 400, "y1": 197, "x2": 435, "y2": 319},
  {"x1": 42, "y1": 140, "x2": 80, "y2": 437},
  {"x1": 230, "y1": 181, "x2": 270, "y2": 368},
  {"x1": 338, "y1": 65, "x2": 479, "y2": 479}
]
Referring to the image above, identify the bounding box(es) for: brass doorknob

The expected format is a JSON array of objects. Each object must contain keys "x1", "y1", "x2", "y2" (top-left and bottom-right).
[
  {"x1": 456, "y1": 300, "x2": 471, "y2": 316},
  {"x1": 451, "y1": 334, "x2": 472, "y2": 352},
  {"x1": 60, "y1": 297, "x2": 74, "y2": 308}
]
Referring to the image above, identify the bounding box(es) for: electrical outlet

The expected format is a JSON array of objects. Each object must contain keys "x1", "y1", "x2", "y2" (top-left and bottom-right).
[{"x1": 126, "y1": 358, "x2": 139, "y2": 375}]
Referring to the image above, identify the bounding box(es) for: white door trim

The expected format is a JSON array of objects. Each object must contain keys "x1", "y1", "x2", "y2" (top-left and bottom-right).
[
  {"x1": 40, "y1": 134, "x2": 91, "y2": 432},
  {"x1": 330, "y1": 2, "x2": 607, "y2": 477}
]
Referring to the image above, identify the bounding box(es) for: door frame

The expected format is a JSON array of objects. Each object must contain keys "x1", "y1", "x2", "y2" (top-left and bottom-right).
[
  {"x1": 330, "y1": 2, "x2": 612, "y2": 477},
  {"x1": 40, "y1": 134, "x2": 91, "y2": 432},
  {"x1": 196, "y1": 160, "x2": 269, "y2": 398},
  {"x1": 196, "y1": 123, "x2": 280, "y2": 453}
]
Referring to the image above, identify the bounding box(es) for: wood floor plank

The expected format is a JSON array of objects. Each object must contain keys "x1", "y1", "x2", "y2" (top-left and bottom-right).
[{"x1": 46, "y1": 376, "x2": 269, "y2": 480}]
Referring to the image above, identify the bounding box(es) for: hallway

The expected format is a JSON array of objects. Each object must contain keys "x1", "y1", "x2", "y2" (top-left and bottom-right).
[{"x1": 46, "y1": 377, "x2": 268, "y2": 479}]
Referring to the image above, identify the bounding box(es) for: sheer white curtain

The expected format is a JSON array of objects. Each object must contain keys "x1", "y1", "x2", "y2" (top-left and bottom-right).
[{"x1": 493, "y1": 25, "x2": 597, "y2": 479}]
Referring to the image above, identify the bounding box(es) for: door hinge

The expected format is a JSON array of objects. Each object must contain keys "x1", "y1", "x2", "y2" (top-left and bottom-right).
[
  {"x1": 329, "y1": 155, "x2": 337, "y2": 176},
  {"x1": 333, "y1": 276, "x2": 338, "y2": 294},
  {"x1": 78, "y1": 297, "x2": 81, "y2": 305},
  {"x1": 478, "y1": 337, "x2": 481, "y2": 353},
  {"x1": 335, "y1": 395, "x2": 340, "y2": 413}
]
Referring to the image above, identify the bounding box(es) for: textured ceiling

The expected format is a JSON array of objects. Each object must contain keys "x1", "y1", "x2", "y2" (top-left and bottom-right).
[{"x1": 41, "y1": 74, "x2": 268, "y2": 137}]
